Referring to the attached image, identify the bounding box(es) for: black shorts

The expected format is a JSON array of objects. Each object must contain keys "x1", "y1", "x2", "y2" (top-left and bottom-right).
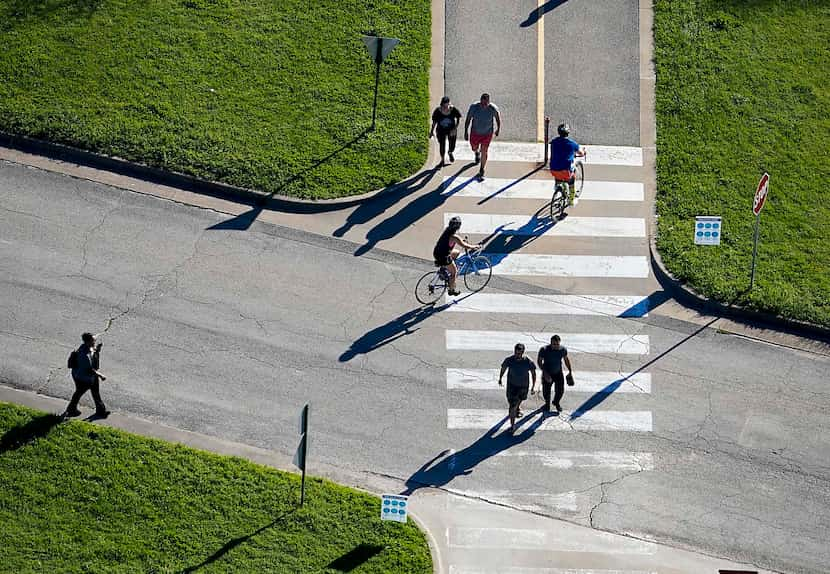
[
  {"x1": 434, "y1": 254, "x2": 452, "y2": 266},
  {"x1": 506, "y1": 384, "x2": 529, "y2": 406}
]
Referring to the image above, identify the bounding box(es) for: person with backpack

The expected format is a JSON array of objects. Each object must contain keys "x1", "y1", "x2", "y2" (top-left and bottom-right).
[{"x1": 64, "y1": 332, "x2": 109, "y2": 418}]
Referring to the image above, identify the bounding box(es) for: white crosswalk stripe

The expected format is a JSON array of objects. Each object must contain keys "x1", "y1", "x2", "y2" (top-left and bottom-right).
[
  {"x1": 445, "y1": 213, "x2": 646, "y2": 238},
  {"x1": 492, "y1": 450, "x2": 654, "y2": 471},
  {"x1": 445, "y1": 293, "x2": 650, "y2": 317},
  {"x1": 485, "y1": 254, "x2": 649, "y2": 278},
  {"x1": 448, "y1": 490, "x2": 586, "y2": 514},
  {"x1": 450, "y1": 568, "x2": 657, "y2": 574},
  {"x1": 447, "y1": 369, "x2": 651, "y2": 393},
  {"x1": 448, "y1": 526, "x2": 657, "y2": 554},
  {"x1": 451, "y1": 143, "x2": 643, "y2": 166},
  {"x1": 446, "y1": 331, "x2": 649, "y2": 355},
  {"x1": 444, "y1": 177, "x2": 644, "y2": 202},
  {"x1": 447, "y1": 409, "x2": 653, "y2": 432}
]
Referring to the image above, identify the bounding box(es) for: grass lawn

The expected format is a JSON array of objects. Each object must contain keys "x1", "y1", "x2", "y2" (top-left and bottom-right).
[
  {"x1": 0, "y1": 0, "x2": 430, "y2": 199},
  {"x1": 653, "y1": 1, "x2": 830, "y2": 327},
  {"x1": 0, "y1": 403, "x2": 432, "y2": 573}
]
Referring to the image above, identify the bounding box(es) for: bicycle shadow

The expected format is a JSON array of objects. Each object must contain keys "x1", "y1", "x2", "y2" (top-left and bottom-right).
[
  {"x1": 477, "y1": 211, "x2": 556, "y2": 269},
  {"x1": 401, "y1": 408, "x2": 548, "y2": 495},
  {"x1": 339, "y1": 293, "x2": 474, "y2": 363}
]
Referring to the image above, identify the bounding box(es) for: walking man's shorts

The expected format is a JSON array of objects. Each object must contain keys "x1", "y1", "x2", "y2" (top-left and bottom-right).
[{"x1": 470, "y1": 131, "x2": 493, "y2": 150}]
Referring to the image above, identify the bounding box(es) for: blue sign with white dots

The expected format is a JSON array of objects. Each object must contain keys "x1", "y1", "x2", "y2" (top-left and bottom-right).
[
  {"x1": 381, "y1": 494, "x2": 409, "y2": 522},
  {"x1": 694, "y1": 216, "x2": 722, "y2": 246}
]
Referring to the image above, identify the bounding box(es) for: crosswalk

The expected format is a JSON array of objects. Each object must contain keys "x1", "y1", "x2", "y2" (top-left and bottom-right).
[{"x1": 437, "y1": 142, "x2": 656, "y2": 572}]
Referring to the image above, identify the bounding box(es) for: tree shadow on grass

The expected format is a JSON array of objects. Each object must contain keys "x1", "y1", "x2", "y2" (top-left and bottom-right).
[
  {"x1": 0, "y1": 413, "x2": 64, "y2": 454},
  {"x1": 1, "y1": 0, "x2": 102, "y2": 28},
  {"x1": 180, "y1": 509, "x2": 296, "y2": 573},
  {"x1": 326, "y1": 543, "x2": 385, "y2": 572}
]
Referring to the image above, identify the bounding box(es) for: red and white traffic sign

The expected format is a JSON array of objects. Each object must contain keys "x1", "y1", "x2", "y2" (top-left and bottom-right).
[{"x1": 753, "y1": 172, "x2": 770, "y2": 215}]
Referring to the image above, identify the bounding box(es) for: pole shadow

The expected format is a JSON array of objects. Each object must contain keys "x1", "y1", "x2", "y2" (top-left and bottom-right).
[
  {"x1": 520, "y1": 0, "x2": 570, "y2": 28},
  {"x1": 402, "y1": 408, "x2": 548, "y2": 495},
  {"x1": 208, "y1": 128, "x2": 371, "y2": 230},
  {"x1": 179, "y1": 510, "x2": 296, "y2": 573},
  {"x1": 476, "y1": 166, "x2": 547, "y2": 205},
  {"x1": 569, "y1": 316, "x2": 718, "y2": 421},
  {"x1": 0, "y1": 413, "x2": 64, "y2": 453}
]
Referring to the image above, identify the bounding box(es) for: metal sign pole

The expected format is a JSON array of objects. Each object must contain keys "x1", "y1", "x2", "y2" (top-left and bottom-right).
[
  {"x1": 750, "y1": 212, "x2": 760, "y2": 290},
  {"x1": 371, "y1": 40, "x2": 383, "y2": 130},
  {"x1": 294, "y1": 403, "x2": 309, "y2": 507}
]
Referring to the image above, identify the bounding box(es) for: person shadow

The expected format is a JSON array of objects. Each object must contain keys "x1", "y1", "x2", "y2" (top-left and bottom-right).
[
  {"x1": 402, "y1": 407, "x2": 548, "y2": 495},
  {"x1": 0, "y1": 413, "x2": 64, "y2": 454},
  {"x1": 520, "y1": 0, "x2": 570, "y2": 28}
]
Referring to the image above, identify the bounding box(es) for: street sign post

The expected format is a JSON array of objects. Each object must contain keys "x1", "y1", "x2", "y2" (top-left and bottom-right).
[
  {"x1": 361, "y1": 36, "x2": 401, "y2": 130},
  {"x1": 750, "y1": 173, "x2": 770, "y2": 290},
  {"x1": 380, "y1": 494, "x2": 409, "y2": 523},
  {"x1": 293, "y1": 403, "x2": 309, "y2": 506},
  {"x1": 694, "y1": 216, "x2": 722, "y2": 246}
]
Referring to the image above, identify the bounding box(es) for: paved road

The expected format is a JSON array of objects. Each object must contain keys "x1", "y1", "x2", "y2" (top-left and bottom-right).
[
  {"x1": 445, "y1": 0, "x2": 640, "y2": 144},
  {"x1": 2, "y1": 161, "x2": 829, "y2": 573}
]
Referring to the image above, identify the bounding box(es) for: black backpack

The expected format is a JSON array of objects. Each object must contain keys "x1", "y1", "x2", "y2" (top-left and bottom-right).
[{"x1": 67, "y1": 350, "x2": 79, "y2": 369}]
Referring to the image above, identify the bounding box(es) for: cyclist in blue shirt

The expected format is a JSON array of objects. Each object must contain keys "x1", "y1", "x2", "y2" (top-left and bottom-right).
[{"x1": 549, "y1": 123, "x2": 586, "y2": 205}]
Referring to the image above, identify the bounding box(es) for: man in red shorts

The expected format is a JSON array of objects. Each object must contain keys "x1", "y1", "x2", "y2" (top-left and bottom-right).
[{"x1": 464, "y1": 93, "x2": 501, "y2": 181}]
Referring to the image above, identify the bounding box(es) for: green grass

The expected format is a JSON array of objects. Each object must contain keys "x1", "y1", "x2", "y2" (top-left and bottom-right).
[
  {"x1": 0, "y1": 403, "x2": 432, "y2": 573},
  {"x1": 0, "y1": 0, "x2": 430, "y2": 199},
  {"x1": 653, "y1": 0, "x2": 830, "y2": 327}
]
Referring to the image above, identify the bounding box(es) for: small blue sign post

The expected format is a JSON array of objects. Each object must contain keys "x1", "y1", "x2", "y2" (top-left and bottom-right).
[
  {"x1": 380, "y1": 494, "x2": 409, "y2": 523},
  {"x1": 694, "y1": 216, "x2": 722, "y2": 246},
  {"x1": 362, "y1": 36, "x2": 401, "y2": 130}
]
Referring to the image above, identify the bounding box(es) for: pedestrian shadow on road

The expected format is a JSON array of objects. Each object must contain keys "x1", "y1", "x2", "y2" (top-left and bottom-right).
[
  {"x1": 340, "y1": 295, "x2": 475, "y2": 362},
  {"x1": 569, "y1": 313, "x2": 716, "y2": 422},
  {"x1": 520, "y1": 0, "x2": 569, "y2": 28},
  {"x1": 345, "y1": 166, "x2": 478, "y2": 256},
  {"x1": 179, "y1": 510, "x2": 296, "y2": 573},
  {"x1": 0, "y1": 413, "x2": 64, "y2": 454},
  {"x1": 401, "y1": 408, "x2": 548, "y2": 495}
]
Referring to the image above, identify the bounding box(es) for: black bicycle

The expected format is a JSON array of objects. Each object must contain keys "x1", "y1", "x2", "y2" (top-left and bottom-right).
[{"x1": 415, "y1": 245, "x2": 492, "y2": 305}]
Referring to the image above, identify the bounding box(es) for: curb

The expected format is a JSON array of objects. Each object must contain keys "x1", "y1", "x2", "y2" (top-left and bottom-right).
[
  {"x1": 648, "y1": 234, "x2": 830, "y2": 341},
  {"x1": 0, "y1": 131, "x2": 431, "y2": 214}
]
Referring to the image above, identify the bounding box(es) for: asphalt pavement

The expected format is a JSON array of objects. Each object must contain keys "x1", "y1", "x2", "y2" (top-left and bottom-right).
[{"x1": 2, "y1": 160, "x2": 829, "y2": 573}]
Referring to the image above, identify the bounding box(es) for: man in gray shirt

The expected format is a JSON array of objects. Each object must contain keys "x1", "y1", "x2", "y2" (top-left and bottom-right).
[
  {"x1": 498, "y1": 343, "x2": 536, "y2": 434},
  {"x1": 464, "y1": 93, "x2": 501, "y2": 181}
]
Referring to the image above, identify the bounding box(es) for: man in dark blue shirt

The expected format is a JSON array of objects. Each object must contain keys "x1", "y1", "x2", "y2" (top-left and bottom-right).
[{"x1": 549, "y1": 123, "x2": 586, "y2": 205}]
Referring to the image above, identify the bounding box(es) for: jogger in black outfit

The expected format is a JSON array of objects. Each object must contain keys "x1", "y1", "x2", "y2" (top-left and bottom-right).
[
  {"x1": 430, "y1": 96, "x2": 462, "y2": 166},
  {"x1": 537, "y1": 335, "x2": 573, "y2": 415}
]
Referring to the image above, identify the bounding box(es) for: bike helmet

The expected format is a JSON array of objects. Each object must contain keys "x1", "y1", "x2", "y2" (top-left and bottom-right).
[
  {"x1": 449, "y1": 216, "x2": 462, "y2": 229},
  {"x1": 557, "y1": 123, "x2": 570, "y2": 137}
]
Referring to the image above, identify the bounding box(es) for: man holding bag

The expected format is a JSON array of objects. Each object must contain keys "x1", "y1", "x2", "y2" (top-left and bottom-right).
[{"x1": 537, "y1": 335, "x2": 574, "y2": 415}]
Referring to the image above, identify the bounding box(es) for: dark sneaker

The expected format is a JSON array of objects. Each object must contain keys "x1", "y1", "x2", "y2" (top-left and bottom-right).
[
  {"x1": 554, "y1": 403, "x2": 562, "y2": 412},
  {"x1": 63, "y1": 408, "x2": 82, "y2": 418},
  {"x1": 449, "y1": 152, "x2": 455, "y2": 163},
  {"x1": 474, "y1": 150, "x2": 480, "y2": 164},
  {"x1": 477, "y1": 171, "x2": 485, "y2": 181},
  {"x1": 95, "y1": 409, "x2": 111, "y2": 418},
  {"x1": 448, "y1": 290, "x2": 462, "y2": 296},
  {"x1": 516, "y1": 409, "x2": 524, "y2": 418}
]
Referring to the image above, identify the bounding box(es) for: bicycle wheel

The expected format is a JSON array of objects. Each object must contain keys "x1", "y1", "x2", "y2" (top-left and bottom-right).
[
  {"x1": 415, "y1": 271, "x2": 446, "y2": 305},
  {"x1": 573, "y1": 161, "x2": 584, "y2": 199},
  {"x1": 463, "y1": 255, "x2": 492, "y2": 293},
  {"x1": 550, "y1": 184, "x2": 567, "y2": 220}
]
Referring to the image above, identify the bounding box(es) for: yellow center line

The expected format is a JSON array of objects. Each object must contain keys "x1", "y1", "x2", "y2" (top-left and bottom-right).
[{"x1": 536, "y1": 0, "x2": 545, "y2": 142}]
